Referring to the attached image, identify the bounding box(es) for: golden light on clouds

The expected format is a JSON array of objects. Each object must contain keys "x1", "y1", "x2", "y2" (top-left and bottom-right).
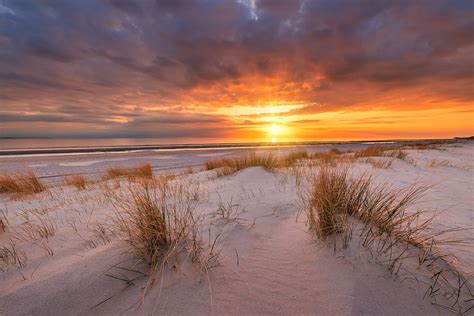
[{"x1": 0, "y1": 1, "x2": 472, "y2": 141}]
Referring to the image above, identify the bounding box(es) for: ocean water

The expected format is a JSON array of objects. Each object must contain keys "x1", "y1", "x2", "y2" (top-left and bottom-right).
[
  {"x1": 0, "y1": 137, "x2": 419, "y2": 157},
  {"x1": 0, "y1": 137, "x2": 246, "y2": 150}
]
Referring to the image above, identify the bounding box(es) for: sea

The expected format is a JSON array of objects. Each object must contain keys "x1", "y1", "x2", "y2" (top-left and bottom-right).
[{"x1": 0, "y1": 137, "x2": 435, "y2": 156}]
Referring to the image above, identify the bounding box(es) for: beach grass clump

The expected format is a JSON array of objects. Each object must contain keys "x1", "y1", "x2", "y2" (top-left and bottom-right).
[
  {"x1": 103, "y1": 163, "x2": 154, "y2": 181},
  {"x1": 408, "y1": 140, "x2": 452, "y2": 150},
  {"x1": 305, "y1": 166, "x2": 430, "y2": 245},
  {"x1": 0, "y1": 171, "x2": 45, "y2": 195},
  {"x1": 205, "y1": 150, "x2": 346, "y2": 177},
  {"x1": 115, "y1": 182, "x2": 171, "y2": 266},
  {"x1": 355, "y1": 146, "x2": 408, "y2": 161},
  {"x1": 205, "y1": 152, "x2": 280, "y2": 175},
  {"x1": 65, "y1": 173, "x2": 87, "y2": 190},
  {"x1": 306, "y1": 167, "x2": 352, "y2": 238},
  {"x1": 103, "y1": 166, "x2": 130, "y2": 180},
  {"x1": 309, "y1": 149, "x2": 346, "y2": 165},
  {"x1": 355, "y1": 146, "x2": 388, "y2": 158},
  {"x1": 215, "y1": 166, "x2": 236, "y2": 178},
  {"x1": 132, "y1": 163, "x2": 153, "y2": 179},
  {"x1": 205, "y1": 150, "x2": 352, "y2": 178},
  {"x1": 281, "y1": 151, "x2": 310, "y2": 166},
  {"x1": 303, "y1": 165, "x2": 474, "y2": 311},
  {"x1": 110, "y1": 177, "x2": 215, "y2": 295}
]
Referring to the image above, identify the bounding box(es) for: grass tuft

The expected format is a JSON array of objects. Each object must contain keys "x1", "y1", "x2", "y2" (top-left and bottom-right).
[
  {"x1": 281, "y1": 151, "x2": 310, "y2": 166},
  {"x1": 305, "y1": 166, "x2": 428, "y2": 243},
  {"x1": 205, "y1": 152, "x2": 280, "y2": 175},
  {"x1": 355, "y1": 146, "x2": 407, "y2": 160},
  {"x1": 303, "y1": 165, "x2": 473, "y2": 311},
  {"x1": 133, "y1": 163, "x2": 154, "y2": 179},
  {"x1": 65, "y1": 173, "x2": 87, "y2": 190},
  {"x1": 109, "y1": 177, "x2": 215, "y2": 296},
  {"x1": 0, "y1": 171, "x2": 45, "y2": 195},
  {"x1": 103, "y1": 163, "x2": 154, "y2": 181},
  {"x1": 307, "y1": 167, "x2": 352, "y2": 238},
  {"x1": 309, "y1": 149, "x2": 346, "y2": 165}
]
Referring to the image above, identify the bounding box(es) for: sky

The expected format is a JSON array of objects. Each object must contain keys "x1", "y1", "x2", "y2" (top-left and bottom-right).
[{"x1": 0, "y1": 0, "x2": 473, "y2": 142}]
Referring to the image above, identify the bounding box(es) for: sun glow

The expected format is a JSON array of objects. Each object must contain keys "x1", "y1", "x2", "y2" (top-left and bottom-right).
[
  {"x1": 270, "y1": 123, "x2": 281, "y2": 134},
  {"x1": 268, "y1": 123, "x2": 287, "y2": 142}
]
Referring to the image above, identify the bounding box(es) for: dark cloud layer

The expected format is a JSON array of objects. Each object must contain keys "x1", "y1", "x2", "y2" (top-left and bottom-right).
[{"x1": 0, "y1": 0, "x2": 472, "y2": 138}]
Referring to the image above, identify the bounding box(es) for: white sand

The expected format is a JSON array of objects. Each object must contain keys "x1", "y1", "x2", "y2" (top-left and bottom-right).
[{"x1": 0, "y1": 142, "x2": 472, "y2": 315}]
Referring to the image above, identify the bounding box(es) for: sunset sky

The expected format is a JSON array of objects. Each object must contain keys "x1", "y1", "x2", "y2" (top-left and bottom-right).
[{"x1": 0, "y1": 0, "x2": 473, "y2": 142}]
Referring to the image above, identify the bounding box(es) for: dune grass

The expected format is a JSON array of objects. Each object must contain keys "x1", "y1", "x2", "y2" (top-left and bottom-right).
[
  {"x1": 0, "y1": 240, "x2": 27, "y2": 269},
  {"x1": 205, "y1": 152, "x2": 281, "y2": 178},
  {"x1": 205, "y1": 152, "x2": 280, "y2": 173},
  {"x1": 303, "y1": 165, "x2": 473, "y2": 311},
  {"x1": 205, "y1": 142, "x2": 448, "y2": 176},
  {"x1": 103, "y1": 163, "x2": 153, "y2": 181},
  {"x1": 281, "y1": 151, "x2": 310, "y2": 166},
  {"x1": 205, "y1": 149, "x2": 351, "y2": 178},
  {"x1": 0, "y1": 171, "x2": 45, "y2": 195},
  {"x1": 65, "y1": 173, "x2": 87, "y2": 190},
  {"x1": 305, "y1": 166, "x2": 429, "y2": 243},
  {"x1": 205, "y1": 146, "x2": 412, "y2": 177},
  {"x1": 355, "y1": 146, "x2": 408, "y2": 160},
  {"x1": 204, "y1": 146, "x2": 414, "y2": 179},
  {"x1": 309, "y1": 149, "x2": 347, "y2": 165},
  {"x1": 364, "y1": 157, "x2": 393, "y2": 169},
  {"x1": 109, "y1": 177, "x2": 216, "y2": 296},
  {"x1": 20, "y1": 214, "x2": 56, "y2": 241},
  {"x1": 428, "y1": 159, "x2": 450, "y2": 168}
]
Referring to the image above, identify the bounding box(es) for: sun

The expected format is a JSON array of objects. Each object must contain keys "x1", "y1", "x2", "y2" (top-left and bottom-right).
[
  {"x1": 270, "y1": 123, "x2": 281, "y2": 134},
  {"x1": 267, "y1": 122, "x2": 286, "y2": 142}
]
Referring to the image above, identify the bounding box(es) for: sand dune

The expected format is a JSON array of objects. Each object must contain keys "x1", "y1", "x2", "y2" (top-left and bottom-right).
[{"x1": 0, "y1": 141, "x2": 472, "y2": 315}]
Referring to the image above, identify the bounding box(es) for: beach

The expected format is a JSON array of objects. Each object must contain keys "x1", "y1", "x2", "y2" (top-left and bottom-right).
[{"x1": 0, "y1": 139, "x2": 473, "y2": 315}]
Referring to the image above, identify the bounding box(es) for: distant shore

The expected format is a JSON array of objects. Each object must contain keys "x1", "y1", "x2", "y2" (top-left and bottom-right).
[{"x1": 0, "y1": 137, "x2": 465, "y2": 156}]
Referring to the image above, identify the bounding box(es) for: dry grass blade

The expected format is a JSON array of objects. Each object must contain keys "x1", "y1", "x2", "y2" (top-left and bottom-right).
[
  {"x1": 0, "y1": 239, "x2": 27, "y2": 269},
  {"x1": 0, "y1": 219, "x2": 5, "y2": 234}
]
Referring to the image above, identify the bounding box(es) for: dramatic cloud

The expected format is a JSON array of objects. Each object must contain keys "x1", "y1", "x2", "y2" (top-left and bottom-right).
[{"x1": 0, "y1": 0, "x2": 472, "y2": 140}]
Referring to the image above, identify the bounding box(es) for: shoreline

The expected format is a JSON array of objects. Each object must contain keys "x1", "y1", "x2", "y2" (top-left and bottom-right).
[{"x1": 0, "y1": 137, "x2": 458, "y2": 157}]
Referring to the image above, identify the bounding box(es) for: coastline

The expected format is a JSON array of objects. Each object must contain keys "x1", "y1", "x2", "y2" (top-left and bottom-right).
[{"x1": 0, "y1": 137, "x2": 459, "y2": 157}]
